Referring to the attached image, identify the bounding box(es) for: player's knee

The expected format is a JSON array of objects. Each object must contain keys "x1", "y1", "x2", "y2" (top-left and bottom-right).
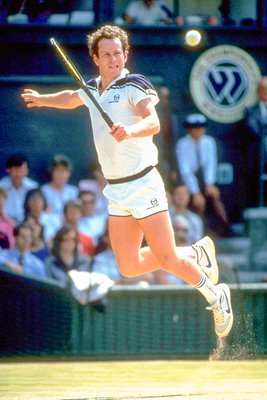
[
  {"x1": 117, "y1": 260, "x2": 139, "y2": 278},
  {"x1": 155, "y1": 252, "x2": 177, "y2": 271},
  {"x1": 160, "y1": 254, "x2": 188, "y2": 273}
]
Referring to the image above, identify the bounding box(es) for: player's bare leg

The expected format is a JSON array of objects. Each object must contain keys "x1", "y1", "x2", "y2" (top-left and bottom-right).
[
  {"x1": 109, "y1": 212, "x2": 211, "y2": 284},
  {"x1": 108, "y1": 211, "x2": 233, "y2": 338}
]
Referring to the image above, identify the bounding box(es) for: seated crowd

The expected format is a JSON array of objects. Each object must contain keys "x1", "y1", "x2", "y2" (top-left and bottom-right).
[
  {"x1": 1, "y1": 0, "x2": 223, "y2": 27},
  {"x1": 0, "y1": 152, "x2": 207, "y2": 291}
]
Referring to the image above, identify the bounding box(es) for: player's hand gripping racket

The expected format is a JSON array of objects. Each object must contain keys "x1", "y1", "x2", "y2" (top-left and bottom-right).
[{"x1": 50, "y1": 38, "x2": 114, "y2": 128}]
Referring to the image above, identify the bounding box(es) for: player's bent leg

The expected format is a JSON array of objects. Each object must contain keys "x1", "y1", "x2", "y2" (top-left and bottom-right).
[
  {"x1": 108, "y1": 215, "x2": 161, "y2": 277},
  {"x1": 137, "y1": 211, "x2": 203, "y2": 285},
  {"x1": 109, "y1": 212, "x2": 202, "y2": 283},
  {"x1": 109, "y1": 213, "x2": 233, "y2": 337}
]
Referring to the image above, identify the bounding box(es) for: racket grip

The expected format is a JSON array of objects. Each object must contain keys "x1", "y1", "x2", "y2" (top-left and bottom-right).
[{"x1": 102, "y1": 112, "x2": 114, "y2": 128}]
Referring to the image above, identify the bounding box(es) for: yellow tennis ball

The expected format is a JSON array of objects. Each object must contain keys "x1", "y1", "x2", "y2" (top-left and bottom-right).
[{"x1": 185, "y1": 30, "x2": 201, "y2": 46}]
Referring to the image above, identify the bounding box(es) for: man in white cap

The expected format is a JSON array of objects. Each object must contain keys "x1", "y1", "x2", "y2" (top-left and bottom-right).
[{"x1": 176, "y1": 113, "x2": 231, "y2": 237}]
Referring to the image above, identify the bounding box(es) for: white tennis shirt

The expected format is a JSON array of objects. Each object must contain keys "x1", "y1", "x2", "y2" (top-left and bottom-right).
[{"x1": 78, "y1": 69, "x2": 159, "y2": 180}]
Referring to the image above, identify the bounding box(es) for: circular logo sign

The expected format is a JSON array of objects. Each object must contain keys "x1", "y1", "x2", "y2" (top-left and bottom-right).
[{"x1": 189, "y1": 45, "x2": 262, "y2": 123}]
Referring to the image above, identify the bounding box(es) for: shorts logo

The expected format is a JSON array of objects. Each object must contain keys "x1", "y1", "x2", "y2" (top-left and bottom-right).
[
  {"x1": 151, "y1": 198, "x2": 158, "y2": 206},
  {"x1": 190, "y1": 45, "x2": 261, "y2": 123},
  {"x1": 147, "y1": 198, "x2": 159, "y2": 210},
  {"x1": 109, "y1": 94, "x2": 120, "y2": 103}
]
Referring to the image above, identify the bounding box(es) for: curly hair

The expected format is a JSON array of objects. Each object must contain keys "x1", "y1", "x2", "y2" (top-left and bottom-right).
[{"x1": 87, "y1": 24, "x2": 130, "y2": 57}]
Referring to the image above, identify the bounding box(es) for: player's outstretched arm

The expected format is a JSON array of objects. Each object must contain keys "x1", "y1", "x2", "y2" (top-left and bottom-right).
[{"x1": 21, "y1": 89, "x2": 83, "y2": 109}]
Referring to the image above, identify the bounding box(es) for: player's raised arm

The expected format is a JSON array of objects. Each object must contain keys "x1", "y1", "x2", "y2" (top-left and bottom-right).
[{"x1": 21, "y1": 89, "x2": 83, "y2": 109}]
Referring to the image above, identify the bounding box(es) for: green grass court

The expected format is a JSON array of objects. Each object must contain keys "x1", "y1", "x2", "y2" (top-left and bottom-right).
[{"x1": 1, "y1": 359, "x2": 266, "y2": 400}]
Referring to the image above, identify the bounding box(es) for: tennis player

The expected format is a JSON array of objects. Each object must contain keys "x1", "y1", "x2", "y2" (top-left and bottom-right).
[{"x1": 21, "y1": 24, "x2": 233, "y2": 338}]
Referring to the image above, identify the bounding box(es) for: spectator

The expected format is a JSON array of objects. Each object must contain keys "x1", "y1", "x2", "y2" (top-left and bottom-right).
[
  {"x1": 172, "y1": 214, "x2": 190, "y2": 246},
  {"x1": 25, "y1": 216, "x2": 50, "y2": 262},
  {"x1": 170, "y1": 184, "x2": 204, "y2": 245},
  {"x1": 63, "y1": 199, "x2": 95, "y2": 256},
  {"x1": 6, "y1": 0, "x2": 69, "y2": 22},
  {"x1": 242, "y1": 76, "x2": 267, "y2": 207},
  {"x1": 0, "y1": 153, "x2": 38, "y2": 223},
  {"x1": 123, "y1": 0, "x2": 171, "y2": 25},
  {"x1": 78, "y1": 190, "x2": 107, "y2": 245},
  {"x1": 78, "y1": 160, "x2": 108, "y2": 217},
  {"x1": 41, "y1": 154, "x2": 79, "y2": 217},
  {"x1": 176, "y1": 114, "x2": 231, "y2": 237},
  {"x1": 0, "y1": 188, "x2": 16, "y2": 249},
  {"x1": 46, "y1": 224, "x2": 113, "y2": 305},
  {"x1": 24, "y1": 188, "x2": 62, "y2": 243},
  {"x1": 45, "y1": 224, "x2": 92, "y2": 285},
  {"x1": 0, "y1": 222, "x2": 47, "y2": 278}
]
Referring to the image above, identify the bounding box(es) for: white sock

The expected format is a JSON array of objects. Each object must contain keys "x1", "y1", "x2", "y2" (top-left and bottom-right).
[{"x1": 195, "y1": 275, "x2": 220, "y2": 305}]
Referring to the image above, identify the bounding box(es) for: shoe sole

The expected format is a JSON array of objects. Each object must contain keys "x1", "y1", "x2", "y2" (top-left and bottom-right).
[{"x1": 216, "y1": 283, "x2": 234, "y2": 338}]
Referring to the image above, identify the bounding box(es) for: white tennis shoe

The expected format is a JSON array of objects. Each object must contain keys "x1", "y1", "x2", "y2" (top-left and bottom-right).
[
  {"x1": 192, "y1": 236, "x2": 219, "y2": 285},
  {"x1": 207, "y1": 283, "x2": 234, "y2": 338}
]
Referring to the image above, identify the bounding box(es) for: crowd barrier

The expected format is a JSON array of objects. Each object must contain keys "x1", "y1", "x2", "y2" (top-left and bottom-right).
[{"x1": 0, "y1": 265, "x2": 266, "y2": 359}]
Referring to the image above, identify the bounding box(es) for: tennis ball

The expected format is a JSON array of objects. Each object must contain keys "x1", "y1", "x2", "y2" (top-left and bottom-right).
[{"x1": 185, "y1": 30, "x2": 201, "y2": 46}]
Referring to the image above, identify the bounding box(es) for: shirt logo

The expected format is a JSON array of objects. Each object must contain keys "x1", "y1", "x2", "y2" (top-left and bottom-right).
[{"x1": 108, "y1": 94, "x2": 120, "y2": 103}]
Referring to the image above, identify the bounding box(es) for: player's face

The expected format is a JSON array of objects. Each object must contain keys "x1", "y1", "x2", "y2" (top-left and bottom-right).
[{"x1": 93, "y1": 38, "x2": 128, "y2": 81}]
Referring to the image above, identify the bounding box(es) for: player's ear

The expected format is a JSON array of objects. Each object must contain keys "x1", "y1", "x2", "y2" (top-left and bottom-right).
[
  {"x1": 124, "y1": 51, "x2": 128, "y2": 63},
  {"x1": 93, "y1": 54, "x2": 99, "y2": 67}
]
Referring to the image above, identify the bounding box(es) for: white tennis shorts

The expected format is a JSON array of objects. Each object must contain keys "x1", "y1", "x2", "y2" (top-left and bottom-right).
[{"x1": 103, "y1": 168, "x2": 169, "y2": 219}]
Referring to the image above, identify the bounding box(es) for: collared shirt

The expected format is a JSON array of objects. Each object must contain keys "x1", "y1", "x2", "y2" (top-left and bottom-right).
[
  {"x1": 92, "y1": 248, "x2": 121, "y2": 281},
  {"x1": 78, "y1": 214, "x2": 107, "y2": 245},
  {"x1": 78, "y1": 69, "x2": 159, "y2": 180},
  {"x1": 0, "y1": 176, "x2": 38, "y2": 223},
  {"x1": 45, "y1": 253, "x2": 91, "y2": 286},
  {"x1": 39, "y1": 211, "x2": 62, "y2": 241},
  {"x1": 41, "y1": 184, "x2": 79, "y2": 217},
  {"x1": 176, "y1": 134, "x2": 217, "y2": 194},
  {"x1": 0, "y1": 248, "x2": 47, "y2": 278}
]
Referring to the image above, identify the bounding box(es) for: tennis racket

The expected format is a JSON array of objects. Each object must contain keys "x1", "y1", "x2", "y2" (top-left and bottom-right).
[{"x1": 50, "y1": 38, "x2": 114, "y2": 128}]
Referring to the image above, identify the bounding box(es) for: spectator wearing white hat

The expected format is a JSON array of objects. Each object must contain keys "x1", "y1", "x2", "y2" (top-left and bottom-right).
[{"x1": 175, "y1": 114, "x2": 231, "y2": 237}]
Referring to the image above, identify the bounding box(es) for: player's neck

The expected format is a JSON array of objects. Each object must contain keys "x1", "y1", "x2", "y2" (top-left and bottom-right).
[
  {"x1": 99, "y1": 73, "x2": 120, "y2": 94},
  {"x1": 99, "y1": 79, "x2": 111, "y2": 94}
]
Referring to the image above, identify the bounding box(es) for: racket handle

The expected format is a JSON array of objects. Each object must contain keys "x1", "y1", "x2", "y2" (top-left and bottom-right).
[{"x1": 101, "y1": 112, "x2": 114, "y2": 128}]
